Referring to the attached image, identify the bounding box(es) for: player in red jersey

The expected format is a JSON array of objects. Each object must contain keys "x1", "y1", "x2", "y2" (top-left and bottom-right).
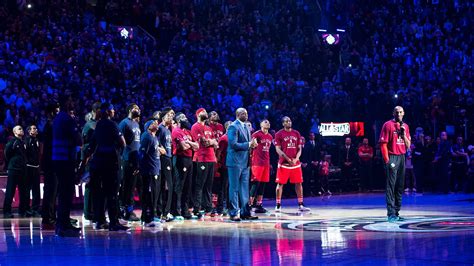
[
  {"x1": 274, "y1": 116, "x2": 310, "y2": 212},
  {"x1": 213, "y1": 121, "x2": 232, "y2": 216},
  {"x1": 208, "y1": 111, "x2": 225, "y2": 139},
  {"x1": 191, "y1": 108, "x2": 218, "y2": 218},
  {"x1": 208, "y1": 111, "x2": 225, "y2": 215},
  {"x1": 172, "y1": 113, "x2": 199, "y2": 219},
  {"x1": 379, "y1": 106, "x2": 411, "y2": 222},
  {"x1": 249, "y1": 119, "x2": 273, "y2": 213}
]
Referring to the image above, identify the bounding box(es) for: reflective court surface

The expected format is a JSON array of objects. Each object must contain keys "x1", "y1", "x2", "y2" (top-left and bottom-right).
[{"x1": 1, "y1": 193, "x2": 474, "y2": 265}]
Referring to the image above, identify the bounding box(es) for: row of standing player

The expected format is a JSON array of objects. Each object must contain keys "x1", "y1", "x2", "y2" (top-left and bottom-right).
[{"x1": 79, "y1": 103, "x2": 311, "y2": 228}]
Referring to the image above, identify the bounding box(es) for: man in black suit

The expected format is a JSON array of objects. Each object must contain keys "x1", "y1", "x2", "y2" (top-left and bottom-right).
[
  {"x1": 301, "y1": 132, "x2": 320, "y2": 196},
  {"x1": 339, "y1": 137, "x2": 358, "y2": 191}
]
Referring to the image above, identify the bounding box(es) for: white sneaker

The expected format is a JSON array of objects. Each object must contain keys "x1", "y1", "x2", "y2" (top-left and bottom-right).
[
  {"x1": 118, "y1": 218, "x2": 129, "y2": 225},
  {"x1": 275, "y1": 205, "x2": 281, "y2": 213},
  {"x1": 161, "y1": 213, "x2": 175, "y2": 222},
  {"x1": 404, "y1": 188, "x2": 410, "y2": 193},
  {"x1": 298, "y1": 204, "x2": 311, "y2": 212}
]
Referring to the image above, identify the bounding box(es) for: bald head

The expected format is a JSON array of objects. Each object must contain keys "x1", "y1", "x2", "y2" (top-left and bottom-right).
[
  {"x1": 13, "y1": 125, "x2": 24, "y2": 138},
  {"x1": 393, "y1": 106, "x2": 405, "y2": 122},
  {"x1": 236, "y1": 108, "x2": 247, "y2": 116},
  {"x1": 393, "y1": 106, "x2": 404, "y2": 113},
  {"x1": 282, "y1": 116, "x2": 292, "y2": 130},
  {"x1": 236, "y1": 108, "x2": 248, "y2": 122}
]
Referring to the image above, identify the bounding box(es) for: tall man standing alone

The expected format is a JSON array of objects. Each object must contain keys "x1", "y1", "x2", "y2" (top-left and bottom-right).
[{"x1": 379, "y1": 106, "x2": 411, "y2": 222}]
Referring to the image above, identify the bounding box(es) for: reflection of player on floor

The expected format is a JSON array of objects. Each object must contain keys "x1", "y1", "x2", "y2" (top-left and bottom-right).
[
  {"x1": 274, "y1": 116, "x2": 310, "y2": 213},
  {"x1": 249, "y1": 119, "x2": 273, "y2": 213},
  {"x1": 276, "y1": 224, "x2": 304, "y2": 265}
]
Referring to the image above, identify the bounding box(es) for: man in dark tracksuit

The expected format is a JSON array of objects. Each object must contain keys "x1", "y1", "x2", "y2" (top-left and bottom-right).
[
  {"x1": 87, "y1": 103, "x2": 128, "y2": 231},
  {"x1": 25, "y1": 124, "x2": 41, "y2": 216},
  {"x1": 41, "y1": 102, "x2": 59, "y2": 229},
  {"x1": 3, "y1": 125, "x2": 28, "y2": 218},
  {"x1": 139, "y1": 120, "x2": 162, "y2": 227},
  {"x1": 52, "y1": 99, "x2": 82, "y2": 237},
  {"x1": 379, "y1": 106, "x2": 411, "y2": 223},
  {"x1": 157, "y1": 107, "x2": 175, "y2": 222},
  {"x1": 118, "y1": 103, "x2": 142, "y2": 221},
  {"x1": 81, "y1": 102, "x2": 101, "y2": 221}
]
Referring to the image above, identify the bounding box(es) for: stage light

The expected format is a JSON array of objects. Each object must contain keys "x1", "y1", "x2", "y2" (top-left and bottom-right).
[
  {"x1": 336, "y1": 29, "x2": 345, "y2": 32},
  {"x1": 120, "y1": 28, "x2": 129, "y2": 39},
  {"x1": 394, "y1": 94, "x2": 398, "y2": 98},
  {"x1": 27, "y1": 4, "x2": 32, "y2": 9},
  {"x1": 322, "y1": 34, "x2": 340, "y2": 45},
  {"x1": 265, "y1": 105, "x2": 269, "y2": 110},
  {"x1": 318, "y1": 29, "x2": 327, "y2": 32},
  {"x1": 326, "y1": 35, "x2": 336, "y2": 44}
]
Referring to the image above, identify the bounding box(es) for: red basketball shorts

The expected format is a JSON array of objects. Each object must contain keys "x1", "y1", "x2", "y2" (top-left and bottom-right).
[
  {"x1": 275, "y1": 164, "x2": 303, "y2": 184},
  {"x1": 251, "y1": 165, "x2": 270, "y2": 182}
]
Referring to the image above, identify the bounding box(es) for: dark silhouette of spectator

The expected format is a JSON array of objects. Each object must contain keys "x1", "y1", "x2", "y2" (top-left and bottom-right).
[
  {"x1": 433, "y1": 132, "x2": 451, "y2": 194},
  {"x1": 301, "y1": 132, "x2": 320, "y2": 196},
  {"x1": 451, "y1": 136, "x2": 469, "y2": 192},
  {"x1": 358, "y1": 138, "x2": 374, "y2": 191}
]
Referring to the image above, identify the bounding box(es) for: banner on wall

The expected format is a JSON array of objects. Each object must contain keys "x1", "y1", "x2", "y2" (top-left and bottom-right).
[{"x1": 319, "y1": 122, "x2": 365, "y2": 137}]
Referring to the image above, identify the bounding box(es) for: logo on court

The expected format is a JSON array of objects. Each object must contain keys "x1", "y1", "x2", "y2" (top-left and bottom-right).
[{"x1": 278, "y1": 216, "x2": 474, "y2": 232}]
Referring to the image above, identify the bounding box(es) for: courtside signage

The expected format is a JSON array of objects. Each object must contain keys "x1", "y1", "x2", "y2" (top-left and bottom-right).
[
  {"x1": 319, "y1": 122, "x2": 350, "y2": 136},
  {"x1": 319, "y1": 122, "x2": 365, "y2": 137}
]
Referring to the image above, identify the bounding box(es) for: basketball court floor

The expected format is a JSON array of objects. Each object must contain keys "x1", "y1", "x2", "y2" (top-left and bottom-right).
[{"x1": 1, "y1": 193, "x2": 473, "y2": 265}]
